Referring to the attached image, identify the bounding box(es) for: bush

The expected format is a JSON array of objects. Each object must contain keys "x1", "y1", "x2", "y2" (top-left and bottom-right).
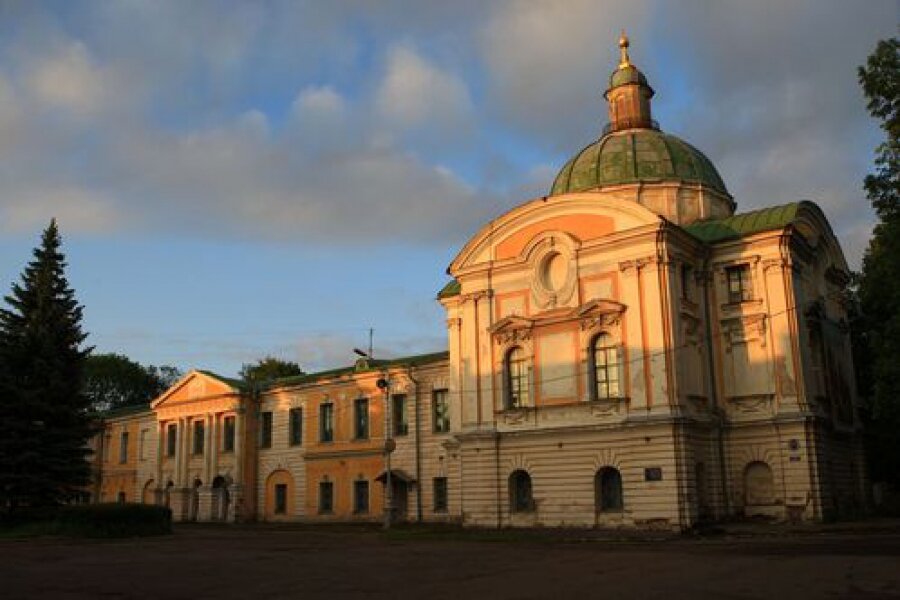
[{"x1": 54, "y1": 503, "x2": 172, "y2": 538}]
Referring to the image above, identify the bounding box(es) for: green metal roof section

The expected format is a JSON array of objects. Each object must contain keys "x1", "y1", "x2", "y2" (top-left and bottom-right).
[
  {"x1": 260, "y1": 350, "x2": 450, "y2": 391},
  {"x1": 437, "y1": 279, "x2": 461, "y2": 299},
  {"x1": 549, "y1": 129, "x2": 729, "y2": 197},
  {"x1": 609, "y1": 64, "x2": 649, "y2": 89},
  {"x1": 683, "y1": 202, "x2": 805, "y2": 243}
]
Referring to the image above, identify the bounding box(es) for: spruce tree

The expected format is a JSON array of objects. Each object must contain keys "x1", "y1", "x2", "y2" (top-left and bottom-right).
[{"x1": 0, "y1": 220, "x2": 94, "y2": 511}]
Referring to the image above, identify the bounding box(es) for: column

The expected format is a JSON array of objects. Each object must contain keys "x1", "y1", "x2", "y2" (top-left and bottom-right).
[
  {"x1": 231, "y1": 407, "x2": 246, "y2": 522},
  {"x1": 154, "y1": 420, "x2": 165, "y2": 505},
  {"x1": 198, "y1": 412, "x2": 214, "y2": 522}
]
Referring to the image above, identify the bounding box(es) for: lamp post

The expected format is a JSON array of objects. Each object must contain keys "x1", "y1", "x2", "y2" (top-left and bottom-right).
[{"x1": 376, "y1": 375, "x2": 393, "y2": 530}]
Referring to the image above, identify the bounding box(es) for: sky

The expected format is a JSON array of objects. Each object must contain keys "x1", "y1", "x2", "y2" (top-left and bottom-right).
[{"x1": 0, "y1": 1, "x2": 896, "y2": 377}]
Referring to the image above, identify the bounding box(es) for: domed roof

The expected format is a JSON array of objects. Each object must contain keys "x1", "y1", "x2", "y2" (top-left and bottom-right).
[
  {"x1": 549, "y1": 128, "x2": 729, "y2": 197},
  {"x1": 608, "y1": 64, "x2": 649, "y2": 90}
]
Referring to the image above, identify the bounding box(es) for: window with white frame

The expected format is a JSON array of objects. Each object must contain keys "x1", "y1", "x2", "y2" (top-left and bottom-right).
[
  {"x1": 590, "y1": 333, "x2": 621, "y2": 400},
  {"x1": 504, "y1": 347, "x2": 529, "y2": 409}
]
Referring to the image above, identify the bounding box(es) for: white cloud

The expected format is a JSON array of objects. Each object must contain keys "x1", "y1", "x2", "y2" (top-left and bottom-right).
[
  {"x1": 480, "y1": 0, "x2": 652, "y2": 148},
  {"x1": 25, "y1": 42, "x2": 120, "y2": 117},
  {"x1": 0, "y1": 185, "x2": 122, "y2": 234},
  {"x1": 376, "y1": 44, "x2": 473, "y2": 131}
]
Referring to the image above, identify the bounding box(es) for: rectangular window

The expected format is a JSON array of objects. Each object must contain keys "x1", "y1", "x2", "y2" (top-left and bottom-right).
[
  {"x1": 433, "y1": 389, "x2": 450, "y2": 433},
  {"x1": 726, "y1": 265, "x2": 752, "y2": 304},
  {"x1": 274, "y1": 483, "x2": 287, "y2": 514},
  {"x1": 259, "y1": 411, "x2": 273, "y2": 448},
  {"x1": 433, "y1": 477, "x2": 448, "y2": 513},
  {"x1": 223, "y1": 415, "x2": 235, "y2": 453},
  {"x1": 392, "y1": 394, "x2": 408, "y2": 436},
  {"x1": 319, "y1": 404, "x2": 334, "y2": 442},
  {"x1": 166, "y1": 424, "x2": 177, "y2": 457},
  {"x1": 192, "y1": 420, "x2": 204, "y2": 455},
  {"x1": 353, "y1": 480, "x2": 369, "y2": 514},
  {"x1": 319, "y1": 481, "x2": 334, "y2": 514},
  {"x1": 139, "y1": 429, "x2": 148, "y2": 461},
  {"x1": 289, "y1": 407, "x2": 303, "y2": 446},
  {"x1": 119, "y1": 431, "x2": 129, "y2": 464},
  {"x1": 354, "y1": 398, "x2": 369, "y2": 440},
  {"x1": 681, "y1": 265, "x2": 693, "y2": 301}
]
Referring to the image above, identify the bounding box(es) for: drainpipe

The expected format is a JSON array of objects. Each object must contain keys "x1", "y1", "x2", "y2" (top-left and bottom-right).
[
  {"x1": 409, "y1": 366, "x2": 423, "y2": 523},
  {"x1": 702, "y1": 255, "x2": 730, "y2": 516}
]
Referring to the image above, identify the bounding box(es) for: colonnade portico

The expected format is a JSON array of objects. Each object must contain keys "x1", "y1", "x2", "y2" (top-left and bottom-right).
[{"x1": 147, "y1": 371, "x2": 247, "y2": 523}]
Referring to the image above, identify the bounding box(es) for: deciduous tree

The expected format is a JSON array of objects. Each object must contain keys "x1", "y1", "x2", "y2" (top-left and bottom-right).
[{"x1": 856, "y1": 37, "x2": 900, "y2": 485}]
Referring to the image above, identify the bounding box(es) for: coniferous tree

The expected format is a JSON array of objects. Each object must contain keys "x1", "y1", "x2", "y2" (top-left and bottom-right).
[{"x1": 0, "y1": 220, "x2": 94, "y2": 512}]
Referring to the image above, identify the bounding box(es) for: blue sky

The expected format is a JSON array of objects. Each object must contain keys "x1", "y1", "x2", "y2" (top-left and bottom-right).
[{"x1": 0, "y1": 1, "x2": 895, "y2": 376}]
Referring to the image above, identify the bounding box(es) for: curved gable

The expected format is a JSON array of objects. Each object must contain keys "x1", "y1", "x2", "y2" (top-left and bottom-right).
[{"x1": 450, "y1": 193, "x2": 662, "y2": 273}]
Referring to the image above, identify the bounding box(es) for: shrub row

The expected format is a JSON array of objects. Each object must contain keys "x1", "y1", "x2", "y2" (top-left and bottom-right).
[
  {"x1": 2, "y1": 503, "x2": 172, "y2": 538},
  {"x1": 55, "y1": 503, "x2": 172, "y2": 538}
]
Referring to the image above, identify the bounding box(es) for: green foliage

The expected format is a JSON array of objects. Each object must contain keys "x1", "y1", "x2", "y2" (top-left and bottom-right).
[
  {"x1": 859, "y1": 37, "x2": 899, "y2": 221},
  {"x1": 856, "y1": 37, "x2": 900, "y2": 485},
  {"x1": 0, "y1": 220, "x2": 95, "y2": 511},
  {"x1": 54, "y1": 503, "x2": 172, "y2": 538},
  {"x1": 240, "y1": 355, "x2": 305, "y2": 383},
  {"x1": 84, "y1": 353, "x2": 182, "y2": 411}
]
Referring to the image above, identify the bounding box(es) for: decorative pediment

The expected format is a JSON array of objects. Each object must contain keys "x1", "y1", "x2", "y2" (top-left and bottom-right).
[
  {"x1": 151, "y1": 370, "x2": 243, "y2": 410},
  {"x1": 574, "y1": 299, "x2": 627, "y2": 330},
  {"x1": 489, "y1": 315, "x2": 534, "y2": 345}
]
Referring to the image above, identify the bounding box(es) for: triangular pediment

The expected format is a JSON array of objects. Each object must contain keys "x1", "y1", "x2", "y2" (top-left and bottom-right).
[{"x1": 151, "y1": 370, "x2": 243, "y2": 410}]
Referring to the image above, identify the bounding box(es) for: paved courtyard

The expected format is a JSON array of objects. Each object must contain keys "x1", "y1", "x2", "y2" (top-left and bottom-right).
[{"x1": 2, "y1": 523, "x2": 900, "y2": 599}]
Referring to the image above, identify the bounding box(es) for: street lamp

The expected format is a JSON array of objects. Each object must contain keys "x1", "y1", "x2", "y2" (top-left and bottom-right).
[{"x1": 376, "y1": 375, "x2": 393, "y2": 530}]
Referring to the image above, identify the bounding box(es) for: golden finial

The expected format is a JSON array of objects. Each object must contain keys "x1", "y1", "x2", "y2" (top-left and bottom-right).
[{"x1": 618, "y1": 30, "x2": 631, "y2": 68}]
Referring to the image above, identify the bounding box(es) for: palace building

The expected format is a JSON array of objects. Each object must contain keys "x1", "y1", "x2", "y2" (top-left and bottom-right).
[{"x1": 90, "y1": 35, "x2": 865, "y2": 529}]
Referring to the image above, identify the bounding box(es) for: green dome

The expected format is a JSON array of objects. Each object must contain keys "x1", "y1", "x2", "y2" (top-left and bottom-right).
[
  {"x1": 549, "y1": 129, "x2": 729, "y2": 197},
  {"x1": 608, "y1": 65, "x2": 649, "y2": 90}
]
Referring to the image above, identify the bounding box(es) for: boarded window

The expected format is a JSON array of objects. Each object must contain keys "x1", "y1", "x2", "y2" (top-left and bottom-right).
[{"x1": 744, "y1": 461, "x2": 775, "y2": 506}]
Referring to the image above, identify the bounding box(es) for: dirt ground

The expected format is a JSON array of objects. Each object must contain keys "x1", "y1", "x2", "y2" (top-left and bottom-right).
[{"x1": 2, "y1": 522, "x2": 900, "y2": 599}]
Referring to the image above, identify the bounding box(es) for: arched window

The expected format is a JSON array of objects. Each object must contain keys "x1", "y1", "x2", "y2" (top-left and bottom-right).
[
  {"x1": 509, "y1": 470, "x2": 533, "y2": 513},
  {"x1": 504, "y1": 347, "x2": 529, "y2": 409},
  {"x1": 590, "y1": 334, "x2": 621, "y2": 400},
  {"x1": 595, "y1": 467, "x2": 623, "y2": 512}
]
